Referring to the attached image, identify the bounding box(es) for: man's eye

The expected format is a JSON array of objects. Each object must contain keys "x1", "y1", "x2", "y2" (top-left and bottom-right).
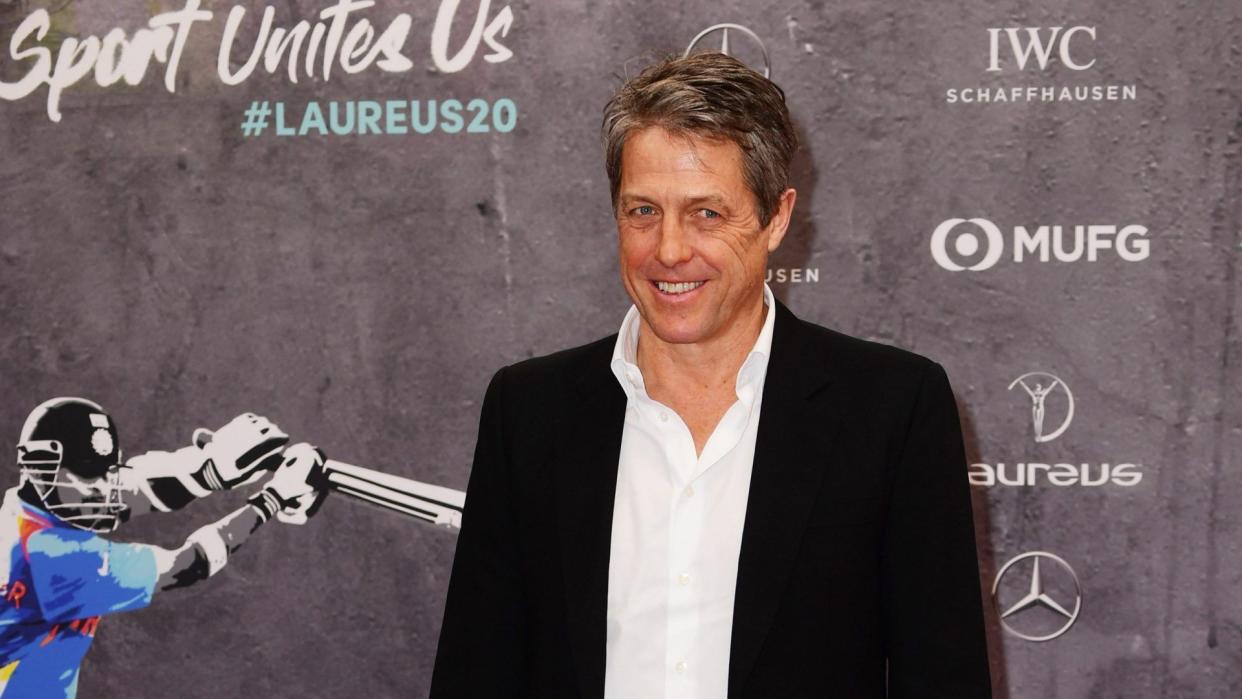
[
  {"x1": 633, "y1": 206, "x2": 656, "y2": 216},
  {"x1": 699, "y1": 209, "x2": 720, "y2": 219}
]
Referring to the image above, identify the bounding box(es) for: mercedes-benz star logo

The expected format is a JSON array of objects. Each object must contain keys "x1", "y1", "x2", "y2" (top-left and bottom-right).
[
  {"x1": 992, "y1": 551, "x2": 1082, "y2": 642},
  {"x1": 684, "y1": 23, "x2": 771, "y2": 78},
  {"x1": 1008, "y1": 371, "x2": 1074, "y2": 443}
]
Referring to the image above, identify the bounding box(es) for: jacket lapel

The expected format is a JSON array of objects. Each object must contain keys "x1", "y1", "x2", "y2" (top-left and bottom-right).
[
  {"x1": 728, "y1": 301, "x2": 838, "y2": 697},
  {"x1": 554, "y1": 342, "x2": 627, "y2": 698}
]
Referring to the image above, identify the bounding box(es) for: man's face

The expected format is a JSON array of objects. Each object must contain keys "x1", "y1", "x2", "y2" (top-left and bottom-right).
[
  {"x1": 616, "y1": 126, "x2": 795, "y2": 346},
  {"x1": 49, "y1": 467, "x2": 126, "y2": 530},
  {"x1": 53, "y1": 469, "x2": 115, "y2": 506}
]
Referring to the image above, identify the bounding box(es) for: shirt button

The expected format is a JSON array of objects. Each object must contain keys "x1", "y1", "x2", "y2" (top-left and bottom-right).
[
  {"x1": 659, "y1": 412, "x2": 669, "y2": 422},
  {"x1": 683, "y1": 485, "x2": 695, "y2": 498},
  {"x1": 677, "y1": 573, "x2": 691, "y2": 586},
  {"x1": 675, "y1": 660, "x2": 687, "y2": 674}
]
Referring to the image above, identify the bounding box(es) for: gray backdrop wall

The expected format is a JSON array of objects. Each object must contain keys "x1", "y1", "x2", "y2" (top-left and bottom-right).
[{"x1": 1, "y1": 0, "x2": 1239, "y2": 696}]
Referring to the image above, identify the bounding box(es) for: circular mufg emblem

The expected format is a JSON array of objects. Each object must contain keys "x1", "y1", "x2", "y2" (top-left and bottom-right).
[
  {"x1": 930, "y1": 218, "x2": 1004, "y2": 271},
  {"x1": 684, "y1": 24, "x2": 771, "y2": 78},
  {"x1": 1007, "y1": 372, "x2": 1074, "y2": 443},
  {"x1": 993, "y1": 551, "x2": 1082, "y2": 642}
]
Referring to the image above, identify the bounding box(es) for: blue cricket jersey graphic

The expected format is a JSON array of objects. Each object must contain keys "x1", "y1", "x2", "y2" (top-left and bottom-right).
[{"x1": 0, "y1": 489, "x2": 158, "y2": 698}]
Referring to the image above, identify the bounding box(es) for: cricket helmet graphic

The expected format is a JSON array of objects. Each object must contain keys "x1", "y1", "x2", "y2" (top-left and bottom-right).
[{"x1": 16, "y1": 397, "x2": 128, "y2": 532}]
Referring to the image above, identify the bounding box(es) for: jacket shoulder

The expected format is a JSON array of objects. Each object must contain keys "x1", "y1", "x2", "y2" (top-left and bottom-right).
[
  {"x1": 479, "y1": 336, "x2": 618, "y2": 454},
  {"x1": 493, "y1": 334, "x2": 617, "y2": 396},
  {"x1": 791, "y1": 315, "x2": 941, "y2": 386}
]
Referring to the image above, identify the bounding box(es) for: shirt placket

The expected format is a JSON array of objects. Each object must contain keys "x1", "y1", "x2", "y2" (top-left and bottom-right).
[{"x1": 658, "y1": 405, "x2": 703, "y2": 699}]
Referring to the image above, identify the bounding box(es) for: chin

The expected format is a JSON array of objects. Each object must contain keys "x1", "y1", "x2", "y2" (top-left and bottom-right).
[{"x1": 644, "y1": 315, "x2": 711, "y2": 345}]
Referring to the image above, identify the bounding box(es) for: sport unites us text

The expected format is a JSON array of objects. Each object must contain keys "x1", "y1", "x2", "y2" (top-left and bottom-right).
[{"x1": 0, "y1": 0, "x2": 514, "y2": 122}]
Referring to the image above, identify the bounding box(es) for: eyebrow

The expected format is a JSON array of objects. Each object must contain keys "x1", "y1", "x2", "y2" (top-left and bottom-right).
[
  {"x1": 684, "y1": 194, "x2": 727, "y2": 207},
  {"x1": 618, "y1": 193, "x2": 729, "y2": 208}
]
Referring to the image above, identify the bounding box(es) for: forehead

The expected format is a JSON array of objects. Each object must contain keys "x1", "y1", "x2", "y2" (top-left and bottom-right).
[{"x1": 619, "y1": 126, "x2": 746, "y2": 191}]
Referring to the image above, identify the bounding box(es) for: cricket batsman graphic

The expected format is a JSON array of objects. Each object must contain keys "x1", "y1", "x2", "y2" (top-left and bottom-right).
[{"x1": 0, "y1": 397, "x2": 464, "y2": 697}]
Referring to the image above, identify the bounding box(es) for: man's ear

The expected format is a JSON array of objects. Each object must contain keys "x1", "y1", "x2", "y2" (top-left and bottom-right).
[{"x1": 766, "y1": 188, "x2": 798, "y2": 253}]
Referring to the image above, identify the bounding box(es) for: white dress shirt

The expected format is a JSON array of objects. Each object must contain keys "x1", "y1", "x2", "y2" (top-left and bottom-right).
[{"x1": 604, "y1": 284, "x2": 776, "y2": 699}]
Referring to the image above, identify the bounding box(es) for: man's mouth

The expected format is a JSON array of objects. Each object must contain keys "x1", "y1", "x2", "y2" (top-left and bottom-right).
[{"x1": 654, "y1": 280, "x2": 705, "y2": 295}]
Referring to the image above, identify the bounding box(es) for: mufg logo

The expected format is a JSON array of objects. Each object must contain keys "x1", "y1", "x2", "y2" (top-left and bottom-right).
[
  {"x1": 987, "y1": 26, "x2": 1097, "y2": 72},
  {"x1": 930, "y1": 218, "x2": 1150, "y2": 271}
]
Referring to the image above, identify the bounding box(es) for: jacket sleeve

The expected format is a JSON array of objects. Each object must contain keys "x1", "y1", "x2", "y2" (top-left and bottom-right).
[
  {"x1": 430, "y1": 366, "x2": 529, "y2": 697},
  {"x1": 881, "y1": 361, "x2": 992, "y2": 697}
]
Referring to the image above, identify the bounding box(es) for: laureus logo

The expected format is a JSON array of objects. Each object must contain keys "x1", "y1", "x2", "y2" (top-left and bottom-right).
[
  {"x1": 969, "y1": 371, "x2": 1142, "y2": 487},
  {"x1": 968, "y1": 369, "x2": 1142, "y2": 489},
  {"x1": 993, "y1": 551, "x2": 1082, "y2": 642},
  {"x1": 1008, "y1": 372, "x2": 1074, "y2": 443},
  {"x1": 684, "y1": 23, "x2": 771, "y2": 78}
]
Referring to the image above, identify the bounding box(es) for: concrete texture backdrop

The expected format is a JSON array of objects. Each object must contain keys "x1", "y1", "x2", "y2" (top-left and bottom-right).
[{"x1": 0, "y1": 0, "x2": 1238, "y2": 696}]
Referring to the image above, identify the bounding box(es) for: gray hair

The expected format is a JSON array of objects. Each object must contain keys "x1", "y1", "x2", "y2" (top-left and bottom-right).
[{"x1": 602, "y1": 52, "x2": 798, "y2": 227}]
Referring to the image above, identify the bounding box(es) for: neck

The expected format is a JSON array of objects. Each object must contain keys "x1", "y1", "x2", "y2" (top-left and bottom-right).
[
  {"x1": 635, "y1": 290, "x2": 767, "y2": 396},
  {"x1": 17, "y1": 480, "x2": 47, "y2": 510}
]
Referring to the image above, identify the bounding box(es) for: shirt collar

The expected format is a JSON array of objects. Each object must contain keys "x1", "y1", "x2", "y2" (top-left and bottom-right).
[{"x1": 610, "y1": 283, "x2": 777, "y2": 405}]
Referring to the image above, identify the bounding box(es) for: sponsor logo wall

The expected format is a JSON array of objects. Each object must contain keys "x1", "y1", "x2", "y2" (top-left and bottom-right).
[{"x1": 0, "y1": 1, "x2": 1237, "y2": 697}]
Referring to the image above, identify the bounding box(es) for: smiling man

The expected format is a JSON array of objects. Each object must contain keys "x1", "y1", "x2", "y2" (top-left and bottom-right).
[{"x1": 431, "y1": 53, "x2": 991, "y2": 698}]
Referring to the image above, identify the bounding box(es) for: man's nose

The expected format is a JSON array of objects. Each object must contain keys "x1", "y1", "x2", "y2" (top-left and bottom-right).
[{"x1": 655, "y1": 217, "x2": 693, "y2": 267}]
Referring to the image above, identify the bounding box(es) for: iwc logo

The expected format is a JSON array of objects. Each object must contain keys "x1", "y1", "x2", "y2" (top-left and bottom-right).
[
  {"x1": 944, "y1": 24, "x2": 1138, "y2": 105},
  {"x1": 684, "y1": 23, "x2": 771, "y2": 78},
  {"x1": 992, "y1": 551, "x2": 1082, "y2": 642}
]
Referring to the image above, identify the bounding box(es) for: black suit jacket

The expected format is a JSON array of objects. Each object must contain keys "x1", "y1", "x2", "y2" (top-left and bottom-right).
[{"x1": 431, "y1": 301, "x2": 991, "y2": 698}]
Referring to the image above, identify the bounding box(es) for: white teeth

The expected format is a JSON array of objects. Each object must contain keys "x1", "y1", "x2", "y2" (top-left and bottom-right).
[{"x1": 656, "y1": 281, "x2": 705, "y2": 294}]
